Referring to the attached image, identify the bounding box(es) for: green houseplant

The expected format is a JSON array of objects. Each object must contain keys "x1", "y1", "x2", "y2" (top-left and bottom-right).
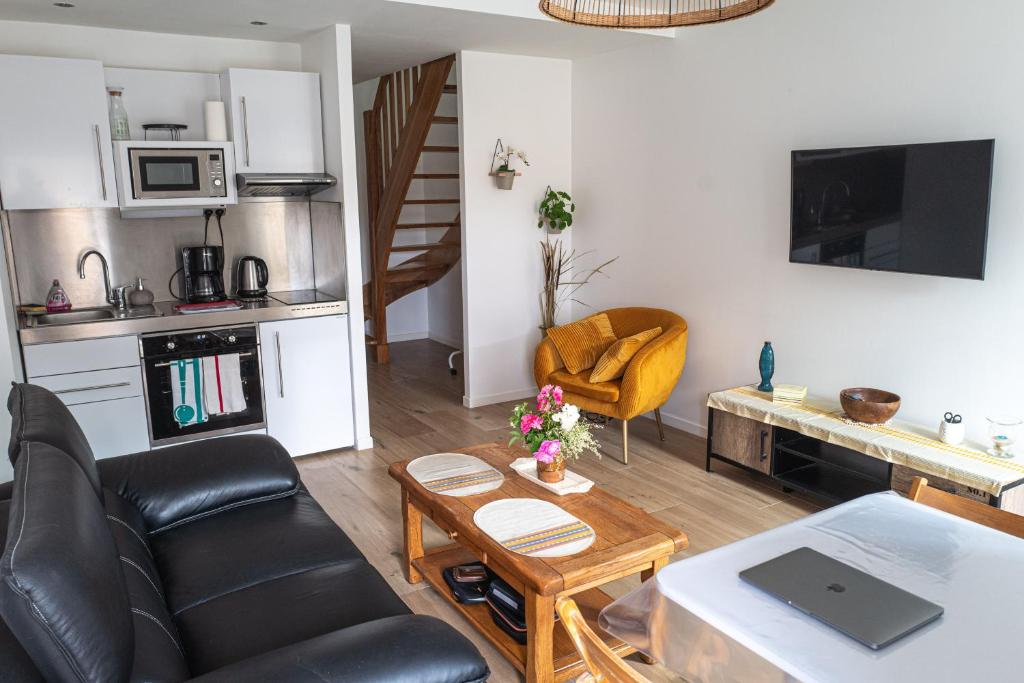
[{"x1": 538, "y1": 187, "x2": 575, "y2": 233}]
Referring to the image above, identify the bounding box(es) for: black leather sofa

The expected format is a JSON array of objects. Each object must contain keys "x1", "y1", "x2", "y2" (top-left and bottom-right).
[{"x1": 0, "y1": 383, "x2": 489, "y2": 682}]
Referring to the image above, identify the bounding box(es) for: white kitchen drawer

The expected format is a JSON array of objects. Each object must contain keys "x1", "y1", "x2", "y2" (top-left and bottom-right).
[
  {"x1": 24, "y1": 335, "x2": 140, "y2": 378},
  {"x1": 68, "y1": 396, "x2": 149, "y2": 459},
  {"x1": 31, "y1": 367, "x2": 143, "y2": 406}
]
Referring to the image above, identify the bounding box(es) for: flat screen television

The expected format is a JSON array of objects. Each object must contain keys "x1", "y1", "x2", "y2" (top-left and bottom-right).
[{"x1": 790, "y1": 139, "x2": 994, "y2": 280}]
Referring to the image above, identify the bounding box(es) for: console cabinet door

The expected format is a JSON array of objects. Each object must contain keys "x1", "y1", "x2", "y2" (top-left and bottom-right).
[
  {"x1": 711, "y1": 409, "x2": 773, "y2": 475},
  {"x1": 221, "y1": 68, "x2": 324, "y2": 174},
  {"x1": 259, "y1": 315, "x2": 353, "y2": 456},
  {"x1": 0, "y1": 55, "x2": 116, "y2": 210}
]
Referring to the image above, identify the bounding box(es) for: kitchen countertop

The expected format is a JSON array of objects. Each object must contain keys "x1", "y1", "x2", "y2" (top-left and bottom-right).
[{"x1": 18, "y1": 290, "x2": 348, "y2": 345}]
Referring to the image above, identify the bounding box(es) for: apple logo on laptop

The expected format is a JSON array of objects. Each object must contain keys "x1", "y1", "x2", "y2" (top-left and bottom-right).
[{"x1": 826, "y1": 582, "x2": 846, "y2": 593}]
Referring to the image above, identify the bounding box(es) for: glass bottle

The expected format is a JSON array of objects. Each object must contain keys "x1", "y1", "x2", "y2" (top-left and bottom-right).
[{"x1": 107, "y1": 87, "x2": 130, "y2": 141}]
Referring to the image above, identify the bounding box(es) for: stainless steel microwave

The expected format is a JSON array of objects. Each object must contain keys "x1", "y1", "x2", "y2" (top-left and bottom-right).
[{"x1": 113, "y1": 141, "x2": 237, "y2": 209}]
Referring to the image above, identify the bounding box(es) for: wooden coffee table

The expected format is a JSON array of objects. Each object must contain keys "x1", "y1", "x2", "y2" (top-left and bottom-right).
[{"x1": 388, "y1": 443, "x2": 688, "y2": 682}]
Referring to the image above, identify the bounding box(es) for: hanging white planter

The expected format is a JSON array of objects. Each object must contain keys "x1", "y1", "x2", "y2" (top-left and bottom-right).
[{"x1": 489, "y1": 138, "x2": 528, "y2": 191}]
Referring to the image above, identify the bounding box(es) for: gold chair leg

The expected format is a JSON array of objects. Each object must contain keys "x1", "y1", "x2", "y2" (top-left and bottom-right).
[
  {"x1": 654, "y1": 408, "x2": 666, "y2": 441},
  {"x1": 621, "y1": 419, "x2": 629, "y2": 465}
]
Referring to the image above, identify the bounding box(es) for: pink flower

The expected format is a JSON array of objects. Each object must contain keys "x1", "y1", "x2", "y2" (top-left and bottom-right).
[
  {"x1": 551, "y1": 386, "x2": 564, "y2": 405},
  {"x1": 520, "y1": 413, "x2": 543, "y2": 435},
  {"x1": 533, "y1": 439, "x2": 561, "y2": 464},
  {"x1": 537, "y1": 397, "x2": 550, "y2": 412}
]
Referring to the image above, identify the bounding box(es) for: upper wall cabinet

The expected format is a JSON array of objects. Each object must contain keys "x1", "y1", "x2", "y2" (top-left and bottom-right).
[
  {"x1": 221, "y1": 68, "x2": 325, "y2": 175},
  {"x1": 0, "y1": 55, "x2": 117, "y2": 210}
]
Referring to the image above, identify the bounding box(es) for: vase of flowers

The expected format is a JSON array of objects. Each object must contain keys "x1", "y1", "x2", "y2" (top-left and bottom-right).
[
  {"x1": 509, "y1": 385, "x2": 601, "y2": 483},
  {"x1": 490, "y1": 140, "x2": 529, "y2": 190}
]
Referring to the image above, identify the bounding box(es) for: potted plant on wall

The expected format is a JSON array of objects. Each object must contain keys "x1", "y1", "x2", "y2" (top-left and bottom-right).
[
  {"x1": 489, "y1": 138, "x2": 529, "y2": 190},
  {"x1": 538, "y1": 186, "x2": 574, "y2": 234}
]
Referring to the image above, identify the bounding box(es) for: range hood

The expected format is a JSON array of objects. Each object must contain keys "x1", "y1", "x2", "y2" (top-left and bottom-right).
[{"x1": 236, "y1": 173, "x2": 337, "y2": 197}]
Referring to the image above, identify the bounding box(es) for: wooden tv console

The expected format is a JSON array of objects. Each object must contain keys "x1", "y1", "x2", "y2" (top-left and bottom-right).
[{"x1": 706, "y1": 389, "x2": 1024, "y2": 514}]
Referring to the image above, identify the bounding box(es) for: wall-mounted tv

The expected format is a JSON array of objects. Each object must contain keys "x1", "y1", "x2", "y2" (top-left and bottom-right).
[{"x1": 790, "y1": 139, "x2": 994, "y2": 280}]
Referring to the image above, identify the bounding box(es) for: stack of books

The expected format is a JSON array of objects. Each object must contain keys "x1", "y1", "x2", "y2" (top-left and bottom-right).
[{"x1": 773, "y1": 384, "x2": 808, "y2": 405}]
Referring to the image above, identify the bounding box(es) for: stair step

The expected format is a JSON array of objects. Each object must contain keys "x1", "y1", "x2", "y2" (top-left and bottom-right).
[
  {"x1": 386, "y1": 263, "x2": 448, "y2": 283},
  {"x1": 403, "y1": 198, "x2": 459, "y2": 205},
  {"x1": 391, "y1": 242, "x2": 456, "y2": 252},
  {"x1": 412, "y1": 173, "x2": 459, "y2": 179},
  {"x1": 443, "y1": 84, "x2": 458, "y2": 94},
  {"x1": 432, "y1": 116, "x2": 458, "y2": 124},
  {"x1": 422, "y1": 145, "x2": 459, "y2": 153},
  {"x1": 395, "y1": 221, "x2": 458, "y2": 229}
]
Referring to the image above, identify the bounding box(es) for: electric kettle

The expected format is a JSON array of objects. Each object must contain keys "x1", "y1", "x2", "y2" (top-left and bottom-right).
[{"x1": 236, "y1": 256, "x2": 269, "y2": 299}]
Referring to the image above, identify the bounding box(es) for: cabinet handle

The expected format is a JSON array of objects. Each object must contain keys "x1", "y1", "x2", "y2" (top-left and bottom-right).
[
  {"x1": 53, "y1": 381, "x2": 130, "y2": 395},
  {"x1": 760, "y1": 430, "x2": 769, "y2": 461},
  {"x1": 274, "y1": 331, "x2": 284, "y2": 398},
  {"x1": 93, "y1": 124, "x2": 108, "y2": 201},
  {"x1": 240, "y1": 96, "x2": 251, "y2": 167}
]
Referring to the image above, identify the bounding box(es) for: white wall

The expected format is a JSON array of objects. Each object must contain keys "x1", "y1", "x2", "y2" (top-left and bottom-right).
[
  {"x1": 300, "y1": 25, "x2": 373, "y2": 450},
  {"x1": 572, "y1": 0, "x2": 1024, "y2": 441},
  {"x1": 459, "y1": 51, "x2": 572, "y2": 407}
]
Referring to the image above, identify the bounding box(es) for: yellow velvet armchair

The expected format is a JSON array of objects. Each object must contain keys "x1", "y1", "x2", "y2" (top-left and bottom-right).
[{"x1": 534, "y1": 307, "x2": 688, "y2": 464}]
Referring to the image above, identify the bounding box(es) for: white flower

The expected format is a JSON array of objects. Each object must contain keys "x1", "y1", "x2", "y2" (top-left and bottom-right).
[{"x1": 552, "y1": 404, "x2": 581, "y2": 432}]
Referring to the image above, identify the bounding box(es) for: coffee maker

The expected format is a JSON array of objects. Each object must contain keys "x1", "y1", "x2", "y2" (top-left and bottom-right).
[{"x1": 181, "y1": 246, "x2": 227, "y2": 303}]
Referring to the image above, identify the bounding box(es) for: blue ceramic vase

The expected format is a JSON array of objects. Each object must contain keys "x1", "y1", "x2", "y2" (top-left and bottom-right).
[{"x1": 758, "y1": 341, "x2": 774, "y2": 392}]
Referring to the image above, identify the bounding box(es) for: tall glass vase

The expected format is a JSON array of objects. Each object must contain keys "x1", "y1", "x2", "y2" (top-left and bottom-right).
[{"x1": 758, "y1": 341, "x2": 775, "y2": 392}]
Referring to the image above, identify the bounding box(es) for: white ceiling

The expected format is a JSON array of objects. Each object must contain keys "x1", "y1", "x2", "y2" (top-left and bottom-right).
[{"x1": 0, "y1": 0, "x2": 672, "y2": 81}]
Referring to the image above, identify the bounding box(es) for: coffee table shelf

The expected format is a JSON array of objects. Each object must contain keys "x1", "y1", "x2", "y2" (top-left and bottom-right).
[{"x1": 413, "y1": 544, "x2": 632, "y2": 681}]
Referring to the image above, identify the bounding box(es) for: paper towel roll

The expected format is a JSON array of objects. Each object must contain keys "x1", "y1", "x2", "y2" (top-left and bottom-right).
[{"x1": 204, "y1": 101, "x2": 227, "y2": 142}]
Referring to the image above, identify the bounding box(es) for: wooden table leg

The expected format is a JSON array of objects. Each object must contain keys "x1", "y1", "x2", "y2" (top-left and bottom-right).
[
  {"x1": 525, "y1": 589, "x2": 555, "y2": 683},
  {"x1": 637, "y1": 556, "x2": 669, "y2": 665},
  {"x1": 401, "y1": 488, "x2": 424, "y2": 584}
]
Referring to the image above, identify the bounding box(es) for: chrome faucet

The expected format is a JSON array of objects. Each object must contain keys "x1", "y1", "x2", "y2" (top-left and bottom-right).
[{"x1": 78, "y1": 249, "x2": 127, "y2": 310}]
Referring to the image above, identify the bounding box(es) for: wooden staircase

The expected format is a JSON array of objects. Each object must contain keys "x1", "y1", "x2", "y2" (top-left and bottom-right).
[{"x1": 363, "y1": 54, "x2": 461, "y2": 364}]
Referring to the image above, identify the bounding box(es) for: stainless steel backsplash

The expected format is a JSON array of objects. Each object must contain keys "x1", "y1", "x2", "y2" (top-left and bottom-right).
[{"x1": 3, "y1": 201, "x2": 346, "y2": 308}]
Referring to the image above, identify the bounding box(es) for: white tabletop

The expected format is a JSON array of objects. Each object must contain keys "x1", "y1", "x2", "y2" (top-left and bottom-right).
[{"x1": 600, "y1": 492, "x2": 1024, "y2": 682}]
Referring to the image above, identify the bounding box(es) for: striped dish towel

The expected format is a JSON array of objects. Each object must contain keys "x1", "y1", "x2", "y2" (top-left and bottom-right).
[
  {"x1": 500, "y1": 520, "x2": 595, "y2": 556},
  {"x1": 422, "y1": 470, "x2": 505, "y2": 493}
]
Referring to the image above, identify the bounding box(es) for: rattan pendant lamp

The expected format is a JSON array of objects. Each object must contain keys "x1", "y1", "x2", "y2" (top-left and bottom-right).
[{"x1": 538, "y1": 0, "x2": 774, "y2": 28}]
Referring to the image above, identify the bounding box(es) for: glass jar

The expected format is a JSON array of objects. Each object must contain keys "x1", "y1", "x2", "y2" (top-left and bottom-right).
[
  {"x1": 986, "y1": 415, "x2": 1022, "y2": 458},
  {"x1": 107, "y1": 87, "x2": 130, "y2": 141}
]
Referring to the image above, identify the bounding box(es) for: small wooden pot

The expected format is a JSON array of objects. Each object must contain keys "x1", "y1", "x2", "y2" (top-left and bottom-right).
[{"x1": 536, "y1": 457, "x2": 566, "y2": 483}]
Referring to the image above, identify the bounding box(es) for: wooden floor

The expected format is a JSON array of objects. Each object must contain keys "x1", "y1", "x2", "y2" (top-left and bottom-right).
[{"x1": 296, "y1": 339, "x2": 820, "y2": 682}]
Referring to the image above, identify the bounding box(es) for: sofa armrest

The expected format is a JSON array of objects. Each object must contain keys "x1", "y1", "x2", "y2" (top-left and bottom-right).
[
  {"x1": 534, "y1": 336, "x2": 565, "y2": 388},
  {"x1": 619, "y1": 324, "x2": 689, "y2": 418},
  {"x1": 97, "y1": 434, "x2": 299, "y2": 533},
  {"x1": 188, "y1": 615, "x2": 489, "y2": 683}
]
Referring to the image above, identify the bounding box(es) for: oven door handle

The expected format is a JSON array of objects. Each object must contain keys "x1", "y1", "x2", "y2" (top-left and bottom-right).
[
  {"x1": 150, "y1": 351, "x2": 255, "y2": 368},
  {"x1": 274, "y1": 331, "x2": 284, "y2": 398}
]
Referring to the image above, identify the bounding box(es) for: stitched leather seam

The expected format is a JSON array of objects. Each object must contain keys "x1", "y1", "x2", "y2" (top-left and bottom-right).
[
  {"x1": 171, "y1": 556, "x2": 365, "y2": 616},
  {"x1": 148, "y1": 485, "x2": 299, "y2": 536},
  {"x1": 6, "y1": 444, "x2": 89, "y2": 683},
  {"x1": 119, "y1": 556, "x2": 163, "y2": 599},
  {"x1": 131, "y1": 608, "x2": 185, "y2": 657},
  {"x1": 106, "y1": 514, "x2": 153, "y2": 557}
]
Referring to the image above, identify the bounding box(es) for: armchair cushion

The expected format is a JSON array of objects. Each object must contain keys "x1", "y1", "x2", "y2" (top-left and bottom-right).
[
  {"x1": 589, "y1": 326, "x2": 662, "y2": 383},
  {"x1": 550, "y1": 369, "x2": 620, "y2": 403},
  {"x1": 546, "y1": 313, "x2": 616, "y2": 373}
]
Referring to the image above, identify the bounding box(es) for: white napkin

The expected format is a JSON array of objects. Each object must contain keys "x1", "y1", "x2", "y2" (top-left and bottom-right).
[{"x1": 201, "y1": 354, "x2": 246, "y2": 415}]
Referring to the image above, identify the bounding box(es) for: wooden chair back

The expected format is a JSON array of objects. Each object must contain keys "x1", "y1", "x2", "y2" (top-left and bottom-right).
[
  {"x1": 554, "y1": 597, "x2": 650, "y2": 683},
  {"x1": 908, "y1": 477, "x2": 1024, "y2": 539}
]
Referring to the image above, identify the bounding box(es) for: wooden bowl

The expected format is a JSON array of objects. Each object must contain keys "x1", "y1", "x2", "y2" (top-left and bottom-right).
[{"x1": 840, "y1": 388, "x2": 901, "y2": 424}]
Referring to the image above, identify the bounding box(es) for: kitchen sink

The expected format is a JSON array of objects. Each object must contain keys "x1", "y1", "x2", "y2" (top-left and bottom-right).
[{"x1": 27, "y1": 307, "x2": 163, "y2": 327}]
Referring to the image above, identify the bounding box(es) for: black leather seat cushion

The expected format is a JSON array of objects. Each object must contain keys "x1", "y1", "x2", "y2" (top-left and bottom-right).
[
  {"x1": 175, "y1": 561, "x2": 411, "y2": 674},
  {"x1": 150, "y1": 489, "x2": 365, "y2": 615},
  {"x1": 0, "y1": 498, "x2": 43, "y2": 682}
]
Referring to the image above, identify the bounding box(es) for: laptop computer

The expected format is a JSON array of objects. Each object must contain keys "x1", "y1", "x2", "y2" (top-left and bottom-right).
[{"x1": 739, "y1": 547, "x2": 943, "y2": 650}]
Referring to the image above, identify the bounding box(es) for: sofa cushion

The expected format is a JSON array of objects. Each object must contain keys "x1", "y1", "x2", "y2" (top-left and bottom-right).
[
  {"x1": 150, "y1": 488, "x2": 365, "y2": 615},
  {"x1": 7, "y1": 383, "x2": 101, "y2": 498},
  {"x1": 546, "y1": 313, "x2": 617, "y2": 374},
  {"x1": 549, "y1": 368, "x2": 621, "y2": 403},
  {"x1": 0, "y1": 442, "x2": 133, "y2": 683},
  {"x1": 175, "y1": 561, "x2": 411, "y2": 674},
  {"x1": 590, "y1": 326, "x2": 662, "y2": 383},
  {"x1": 0, "y1": 498, "x2": 43, "y2": 682},
  {"x1": 104, "y1": 492, "x2": 190, "y2": 682}
]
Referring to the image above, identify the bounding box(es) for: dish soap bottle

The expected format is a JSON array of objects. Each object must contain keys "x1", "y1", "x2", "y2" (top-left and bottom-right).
[
  {"x1": 45, "y1": 279, "x2": 72, "y2": 312},
  {"x1": 128, "y1": 277, "x2": 154, "y2": 307}
]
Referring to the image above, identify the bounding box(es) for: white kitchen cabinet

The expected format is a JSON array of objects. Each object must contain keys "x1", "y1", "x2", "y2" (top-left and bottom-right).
[
  {"x1": 0, "y1": 55, "x2": 116, "y2": 210},
  {"x1": 259, "y1": 315, "x2": 353, "y2": 456},
  {"x1": 69, "y1": 396, "x2": 150, "y2": 459},
  {"x1": 221, "y1": 68, "x2": 325, "y2": 174}
]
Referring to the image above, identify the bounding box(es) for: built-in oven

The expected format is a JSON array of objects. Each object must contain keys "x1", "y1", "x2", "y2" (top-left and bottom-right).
[
  {"x1": 113, "y1": 141, "x2": 236, "y2": 209},
  {"x1": 140, "y1": 325, "x2": 265, "y2": 446}
]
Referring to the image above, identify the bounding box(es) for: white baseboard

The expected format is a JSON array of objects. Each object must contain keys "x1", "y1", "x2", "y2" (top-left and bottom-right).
[
  {"x1": 639, "y1": 409, "x2": 707, "y2": 437},
  {"x1": 387, "y1": 330, "x2": 429, "y2": 343},
  {"x1": 428, "y1": 333, "x2": 462, "y2": 349},
  {"x1": 463, "y1": 387, "x2": 536, "y2": 409}
]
